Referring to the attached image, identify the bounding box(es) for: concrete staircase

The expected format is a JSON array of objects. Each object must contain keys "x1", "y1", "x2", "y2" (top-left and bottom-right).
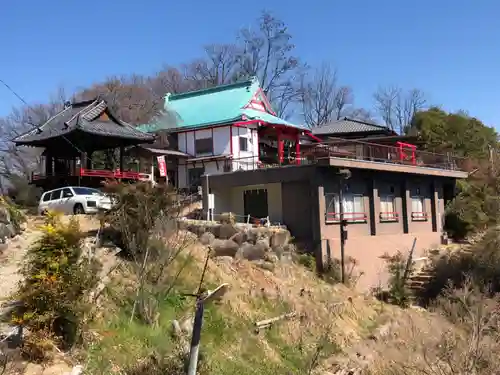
[
  {"x1": 406, "y1": 245, "x2": 474, "y2": 297},
  {"x1": 405, "y1": 256, "x2": 433, "y2": 294}
]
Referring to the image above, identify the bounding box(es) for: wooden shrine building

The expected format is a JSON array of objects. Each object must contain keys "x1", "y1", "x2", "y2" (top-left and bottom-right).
[{"x1": 13, "y1": 98, "x2": 155, "y2": 190}]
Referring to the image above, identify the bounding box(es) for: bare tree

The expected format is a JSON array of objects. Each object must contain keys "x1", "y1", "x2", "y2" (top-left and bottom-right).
[
  {"x1": 300, "y1": 63, "x2": 355, "y2": 127},
  {"x1": 373, "y1": 86, "x2": 427, "y2": 133},
  {"x1": 0, "y1": 88, "x2": 69, "y2": 203},
  {"x1": 183, "y1": 44, "x2": 239, "y2": 88},
  {"x1": 236, "y1": 11, "x2": 304, "y2": 118},
  {"x1": 0, "y1": 93, "x2": 67, "y2": 181},
  {"x1": 78, "y1": 74, "x2": 161, "y2": 125},
  {"x1": 344, "y1": 107, "x2": 375, "y2": 122}
]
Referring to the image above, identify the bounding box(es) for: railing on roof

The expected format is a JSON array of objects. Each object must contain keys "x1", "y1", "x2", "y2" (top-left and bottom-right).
[{"x1": 223, "y1": 138, "x2": 466, "y2": 172}]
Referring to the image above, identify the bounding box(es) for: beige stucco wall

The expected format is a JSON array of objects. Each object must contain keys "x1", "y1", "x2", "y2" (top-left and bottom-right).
[
  {"x1": 212, "y1": 183, "x2": 283, "y2": 223},
  {"x1": 318, "y1": 176, "x2": 445, "y2": 291},
  {"x1": 324, "y1": 232, "x2": 441, "y2": 291}
]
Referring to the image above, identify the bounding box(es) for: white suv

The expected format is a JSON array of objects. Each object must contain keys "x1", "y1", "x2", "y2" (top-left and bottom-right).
[{"x1": 38, "y1": 186, "x2": 113, "y2": 215}]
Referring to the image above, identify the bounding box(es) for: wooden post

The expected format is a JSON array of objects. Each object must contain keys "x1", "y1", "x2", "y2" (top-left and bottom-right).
[
  {"x1": 80, "y1": 152, "x2": 87, "y2": 172},
  {"x1": 119, "y1": 146, "x2": 124, "y2": 172},
  {"x1": 295, "y1": 132, "x2": 301, "y2": 165},
  {"x1": 86, "y1": 151, "x2": 92, "y2": 169},
  {"x1": 277, "y1": 128, "x2": 284, "y2": 164},
  {"x1": 187, "y1": 298, "x2": 204, "y2": 375}
]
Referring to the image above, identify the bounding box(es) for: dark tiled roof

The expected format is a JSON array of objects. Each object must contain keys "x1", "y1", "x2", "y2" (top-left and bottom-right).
[
  {"x1": 311, "y1": 117, "x2": 394, "y2": 136},
  {"x1": 13, "y1": 99, "x2": 154, "y2": 145}
]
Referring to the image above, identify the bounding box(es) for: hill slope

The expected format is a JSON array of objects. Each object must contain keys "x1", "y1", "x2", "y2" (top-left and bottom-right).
[{"x1": 83, "y1": 223, "x2": 461, "y2": 375}]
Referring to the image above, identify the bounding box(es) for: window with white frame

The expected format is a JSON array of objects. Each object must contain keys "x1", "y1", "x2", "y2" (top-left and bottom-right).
[
  {"x1": 411, "y1": 195, "x2": 427, "y2": 221},
  {"x1": 325, "y1": 193, "x2": 366, "y2": 223},
  {"x1": 239, "y1": 136, "x2": 248, "y2": 152},
  {"x1": 380, "y1": 195, "x2": 398, "y2": 222}
]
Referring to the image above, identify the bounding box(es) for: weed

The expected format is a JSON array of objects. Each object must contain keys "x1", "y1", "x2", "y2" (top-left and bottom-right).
[{"x1": 375, "y1": 251, "x2": 413, "y2": 307}]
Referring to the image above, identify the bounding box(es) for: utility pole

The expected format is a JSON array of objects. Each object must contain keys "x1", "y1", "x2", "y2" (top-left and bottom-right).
[
  {"x1": 338, "y1": 169, "x2": 351, "y2": 284},
  {"x1": 339, "y1": 178, "x2": 346, "y2": 284},
  {"x1": 186, "y1": 283, "x2": 229, "y2": 375}
]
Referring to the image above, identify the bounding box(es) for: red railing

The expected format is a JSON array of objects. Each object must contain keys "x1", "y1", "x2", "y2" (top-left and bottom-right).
[
  {"x1": 216, "y1": 138, "x2": 465, "y2": 172},
  {"x1": 31, "y1": 168, "x2": 152, "y2": 182},
  {"x1": 325, "y1": 212, "x2": 367, "y2": 223},
  {"x1": 411, "y1": 212, "x2": 428, "y2": 221},
  {"x1": 379, "y1": 212, "x2": 399, "y2": 222}
]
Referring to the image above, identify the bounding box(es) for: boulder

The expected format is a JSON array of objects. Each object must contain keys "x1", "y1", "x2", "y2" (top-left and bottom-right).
[
  {"x1": 229, "y1": 231, "x2": 247, "y2": 245},
  {"x1": 255, "y1": 239, "x2": 270, "y2": 252},
  {"x1": 247, "y1": 227, "x2": 271, "y2": 244},
  {"x1": 188, "y1": 223, "x2": 208, "y2": 237},
  {"x1": 270, "y1": 230, "x2": 291, "y2": 248},
  {"x1": 199, "y1": 232, "x2": 215, "y2": 246},
  {"x1": 218, "y1": 212, "x2": 235, "y2": 224},
  {"x1": 219, "y1": 223, "x2": 239, "y2": 240},
  {"x1": 264, "y1": 252, "x2": 280, "y2": 263},
  {"x1": 254, "y1": 260, "x2": 276, "y2": 272},
  {"x1": 0, "y1": 224, "x2": 10, "y2": 242},
  {"x1": 0, "y1": 206, "x2": 10, "y2": 224},
  {"x1": 5, "y1": 224, "x2": 16, "y2": 238},
  {"x1": 211, "y1": 239, "x2": 240, "y2": 257},
  {"x1": 237, "y1": 240, "x2": 270, "y2": 261}
]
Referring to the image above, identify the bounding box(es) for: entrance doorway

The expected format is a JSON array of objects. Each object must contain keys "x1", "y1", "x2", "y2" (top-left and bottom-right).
[{"x1": 243, "y1": 189, "x2": 269, "y2": 221}]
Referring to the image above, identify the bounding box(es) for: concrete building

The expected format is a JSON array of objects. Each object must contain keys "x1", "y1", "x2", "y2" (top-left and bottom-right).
[{"x1": 202, "y1": 138, "x2": 468, "y2": 290}]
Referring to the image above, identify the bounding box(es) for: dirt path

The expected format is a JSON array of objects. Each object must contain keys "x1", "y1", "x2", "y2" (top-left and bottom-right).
[{"x1": 0, "y1": 220, "x2": 42, "y2": 303}]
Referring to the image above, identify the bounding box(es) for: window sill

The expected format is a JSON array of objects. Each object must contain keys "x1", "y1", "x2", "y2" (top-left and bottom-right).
[
  {"x1": 380, "y1": 219, "x2": 399, "y2": 223},
  {"x1": 411, "y1": 218, "x2": 428, "y2": 222},
  {"x1": 325, "y1": 220, "x2": 367, "y2": 225}
]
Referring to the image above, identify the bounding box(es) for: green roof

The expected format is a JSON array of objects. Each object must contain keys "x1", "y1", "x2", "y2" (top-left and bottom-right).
[{"x1": 137, "y1": 77, "x2": 303, "y2": 133}]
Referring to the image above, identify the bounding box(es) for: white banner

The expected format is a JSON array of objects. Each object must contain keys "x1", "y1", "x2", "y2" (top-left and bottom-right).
[{"x1": 157, "y1": 155, "x2": 167, "y2": 177}]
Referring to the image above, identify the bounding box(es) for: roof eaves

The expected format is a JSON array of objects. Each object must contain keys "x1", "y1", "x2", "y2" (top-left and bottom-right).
[
  {"x1": 341, "y1": 117, "x2": 389, "y2": 130},
  {"x1": 163, "y1": 116, "x2": 243, "y2": 133},
  {"x1": 168, "y1": 77, "x2": 257, "y2": 101}
]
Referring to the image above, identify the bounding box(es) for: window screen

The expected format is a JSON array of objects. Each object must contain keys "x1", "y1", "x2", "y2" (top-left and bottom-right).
[
  {"x1": 195, "y1": 138, "x2": 213, "y2": 154},
  {"x1": 380, "y1": 195, "x2": 397, "y2": 221},
  {"x1": 325, "y1": 193, "x2": 366, "y2": 222},
  {"x1": 411, "y1": 196, "x2": 426, "y2": 220},
  {"x1": 239, "y1": 137, "x2": 248, "y2": 152}
]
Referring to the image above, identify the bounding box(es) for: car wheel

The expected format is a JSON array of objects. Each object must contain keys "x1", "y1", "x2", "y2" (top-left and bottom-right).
[
  {"x1": 40, "y1": 209, "x2": 48, "y2": 216},
  {"x1": 73, "y1": 203, "x2": 85, "y2": 215}
]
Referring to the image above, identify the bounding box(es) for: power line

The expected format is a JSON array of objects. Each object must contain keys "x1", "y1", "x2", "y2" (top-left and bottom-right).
[
  {"x1": 0, "y1": 79, "x2": 29, "y2": 107},
  {"x1": 0, "y1": 78, "x2": 94, "y2": 158}
]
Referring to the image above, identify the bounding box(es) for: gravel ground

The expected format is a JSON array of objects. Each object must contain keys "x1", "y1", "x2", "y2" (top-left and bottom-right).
[{"x1": 0, "y1": 223, "x2": 41, "y2": 304}]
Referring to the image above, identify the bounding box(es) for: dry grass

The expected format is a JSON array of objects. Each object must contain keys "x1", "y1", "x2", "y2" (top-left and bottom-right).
[{"x1": 66, "y1": 216, "x2": 496, "y2": 375}]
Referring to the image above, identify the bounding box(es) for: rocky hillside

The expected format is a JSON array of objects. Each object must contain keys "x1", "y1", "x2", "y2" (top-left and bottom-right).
[{"x1": 0, "y1": 212, "x2": 494, "y2": 375}]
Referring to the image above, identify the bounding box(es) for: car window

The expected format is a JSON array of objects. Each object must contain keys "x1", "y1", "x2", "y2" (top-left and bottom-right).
[
  {"x1": 50, "y1": 189, "x2": 62, "y2": 200},
  {"x1": 42, "y1": 193, "x2": 51, "y2": 202},
  {"x1": 62, "y1": 188, "x2": 73, "y2": 198},
  {"x1": 72, "y1": 187, "x2": 101, "y2": 196}
]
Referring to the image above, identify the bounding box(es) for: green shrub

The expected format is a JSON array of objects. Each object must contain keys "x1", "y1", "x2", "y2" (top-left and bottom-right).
[
  {"x1": 100, "y1": 181, "x2": 177, "y2": 256},
  {"x1": 445, "y1": 177, "x2": 500, "y2": 240},
  {"x1": 296, "y1": 253, "x2": 316, "y2": 271},
  {"x1": 376, "y1": 251, "x2": 413, "y2": 307},
  {"x1": 14, "y1": 214, "x2": 100, "y2": 357},
  {"x1": 415, "y1": 227, "x2": 500, "y2": 304}
]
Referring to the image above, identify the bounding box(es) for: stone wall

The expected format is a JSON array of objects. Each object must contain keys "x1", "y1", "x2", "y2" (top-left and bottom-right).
[{"x1": 177, "y1": 218, "x2": 295, "y2": 270}]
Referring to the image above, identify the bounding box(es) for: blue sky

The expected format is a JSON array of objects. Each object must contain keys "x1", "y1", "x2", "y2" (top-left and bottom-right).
[{"x1": 1, "y1": 0, "x2": 499, "y2": 127}]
